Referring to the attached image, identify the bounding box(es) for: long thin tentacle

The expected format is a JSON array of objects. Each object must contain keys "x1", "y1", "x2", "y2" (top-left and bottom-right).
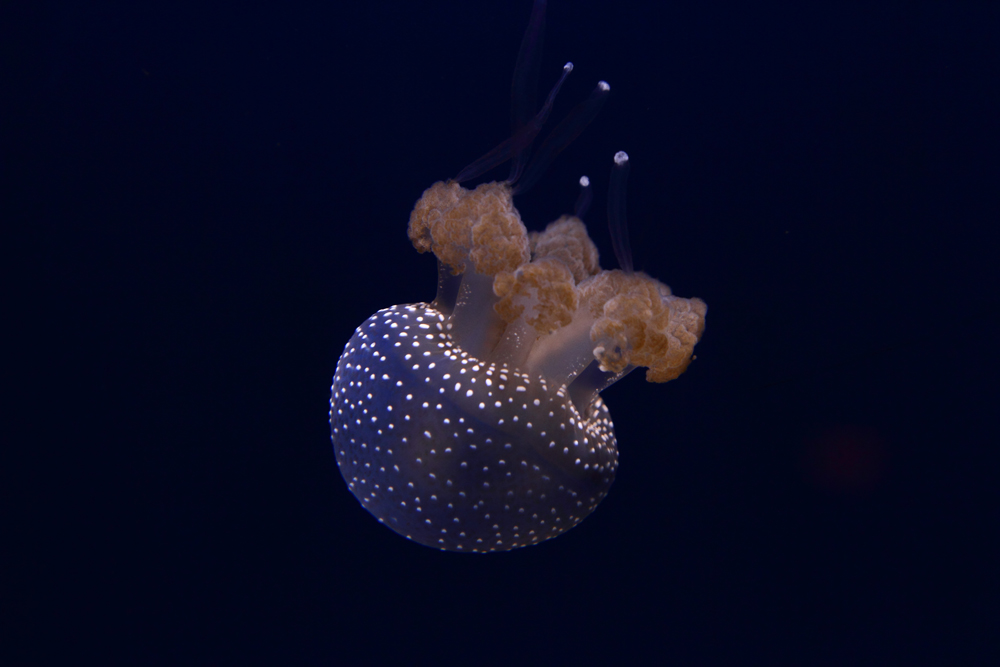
[
  {"x1": 574, "y1": 175, "x2": 592, "y2": 218},
  {"x1": 511, "y1": 81, "x2": 610, "y2": 196},
  {"x1": 607, "y1": 150, "x2": 634, "y2": 273},
  {"x1": 455, "y1": 62, "x2": 572, "y2": 184},
  {"x1": 510, "y1": 0, "x2": 548, "y2": 170}
]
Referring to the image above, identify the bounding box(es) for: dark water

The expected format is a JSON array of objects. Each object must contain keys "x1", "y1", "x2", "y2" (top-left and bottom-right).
[{"x1": 8, "y1": 0, "x2": 998, "y2": 663}]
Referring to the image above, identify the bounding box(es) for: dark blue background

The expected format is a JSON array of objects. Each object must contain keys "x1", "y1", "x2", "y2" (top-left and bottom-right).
[{"x1": 8, "y1": 0, "x2": 998, "y2": 663}]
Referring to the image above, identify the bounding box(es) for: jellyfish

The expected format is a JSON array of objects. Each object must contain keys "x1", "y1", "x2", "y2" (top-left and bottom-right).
[{"x1": 329, "y1": 0, "x2": 706, "y2": 552}]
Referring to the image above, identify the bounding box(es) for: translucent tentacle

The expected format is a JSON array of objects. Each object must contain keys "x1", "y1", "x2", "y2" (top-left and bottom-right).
[
  {"x1": 455, "y1": 63, "x2": 573, "y2": 184},
  {"x1": 511, "y1": 0, "x2": 548, "y2": 141},
  {"x1": 508, "y1": 62, "x2": 573, "y2": 184},
  {"x1": 574, "y1": 175, "x2": 592, "y2": 218},
  {"x1": 511, "y1": 81, "x2": 611, "y2": 196},
  {"x1": 608, "y1": 150, "x2": 633, "y2": 273}
]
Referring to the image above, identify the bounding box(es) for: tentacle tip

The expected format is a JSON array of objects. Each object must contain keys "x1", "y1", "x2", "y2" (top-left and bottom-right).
[
  {"x1": 614, "y1": 150, "x2": 629, "y2": 166},
  {"x1": 579, "y1": 175, "x2": 590, "y2": 187},
  {"x1": 563, "y1": 62, "x2": 574, "y2": 72},
  {"x1": 598, "y1": 80, "x2": 610, "y2": 92}
]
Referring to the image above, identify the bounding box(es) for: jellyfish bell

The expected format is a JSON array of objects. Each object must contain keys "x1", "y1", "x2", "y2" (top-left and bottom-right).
[{"x1": 329, "y1": 1, "x2": 706, "y2": 552}]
